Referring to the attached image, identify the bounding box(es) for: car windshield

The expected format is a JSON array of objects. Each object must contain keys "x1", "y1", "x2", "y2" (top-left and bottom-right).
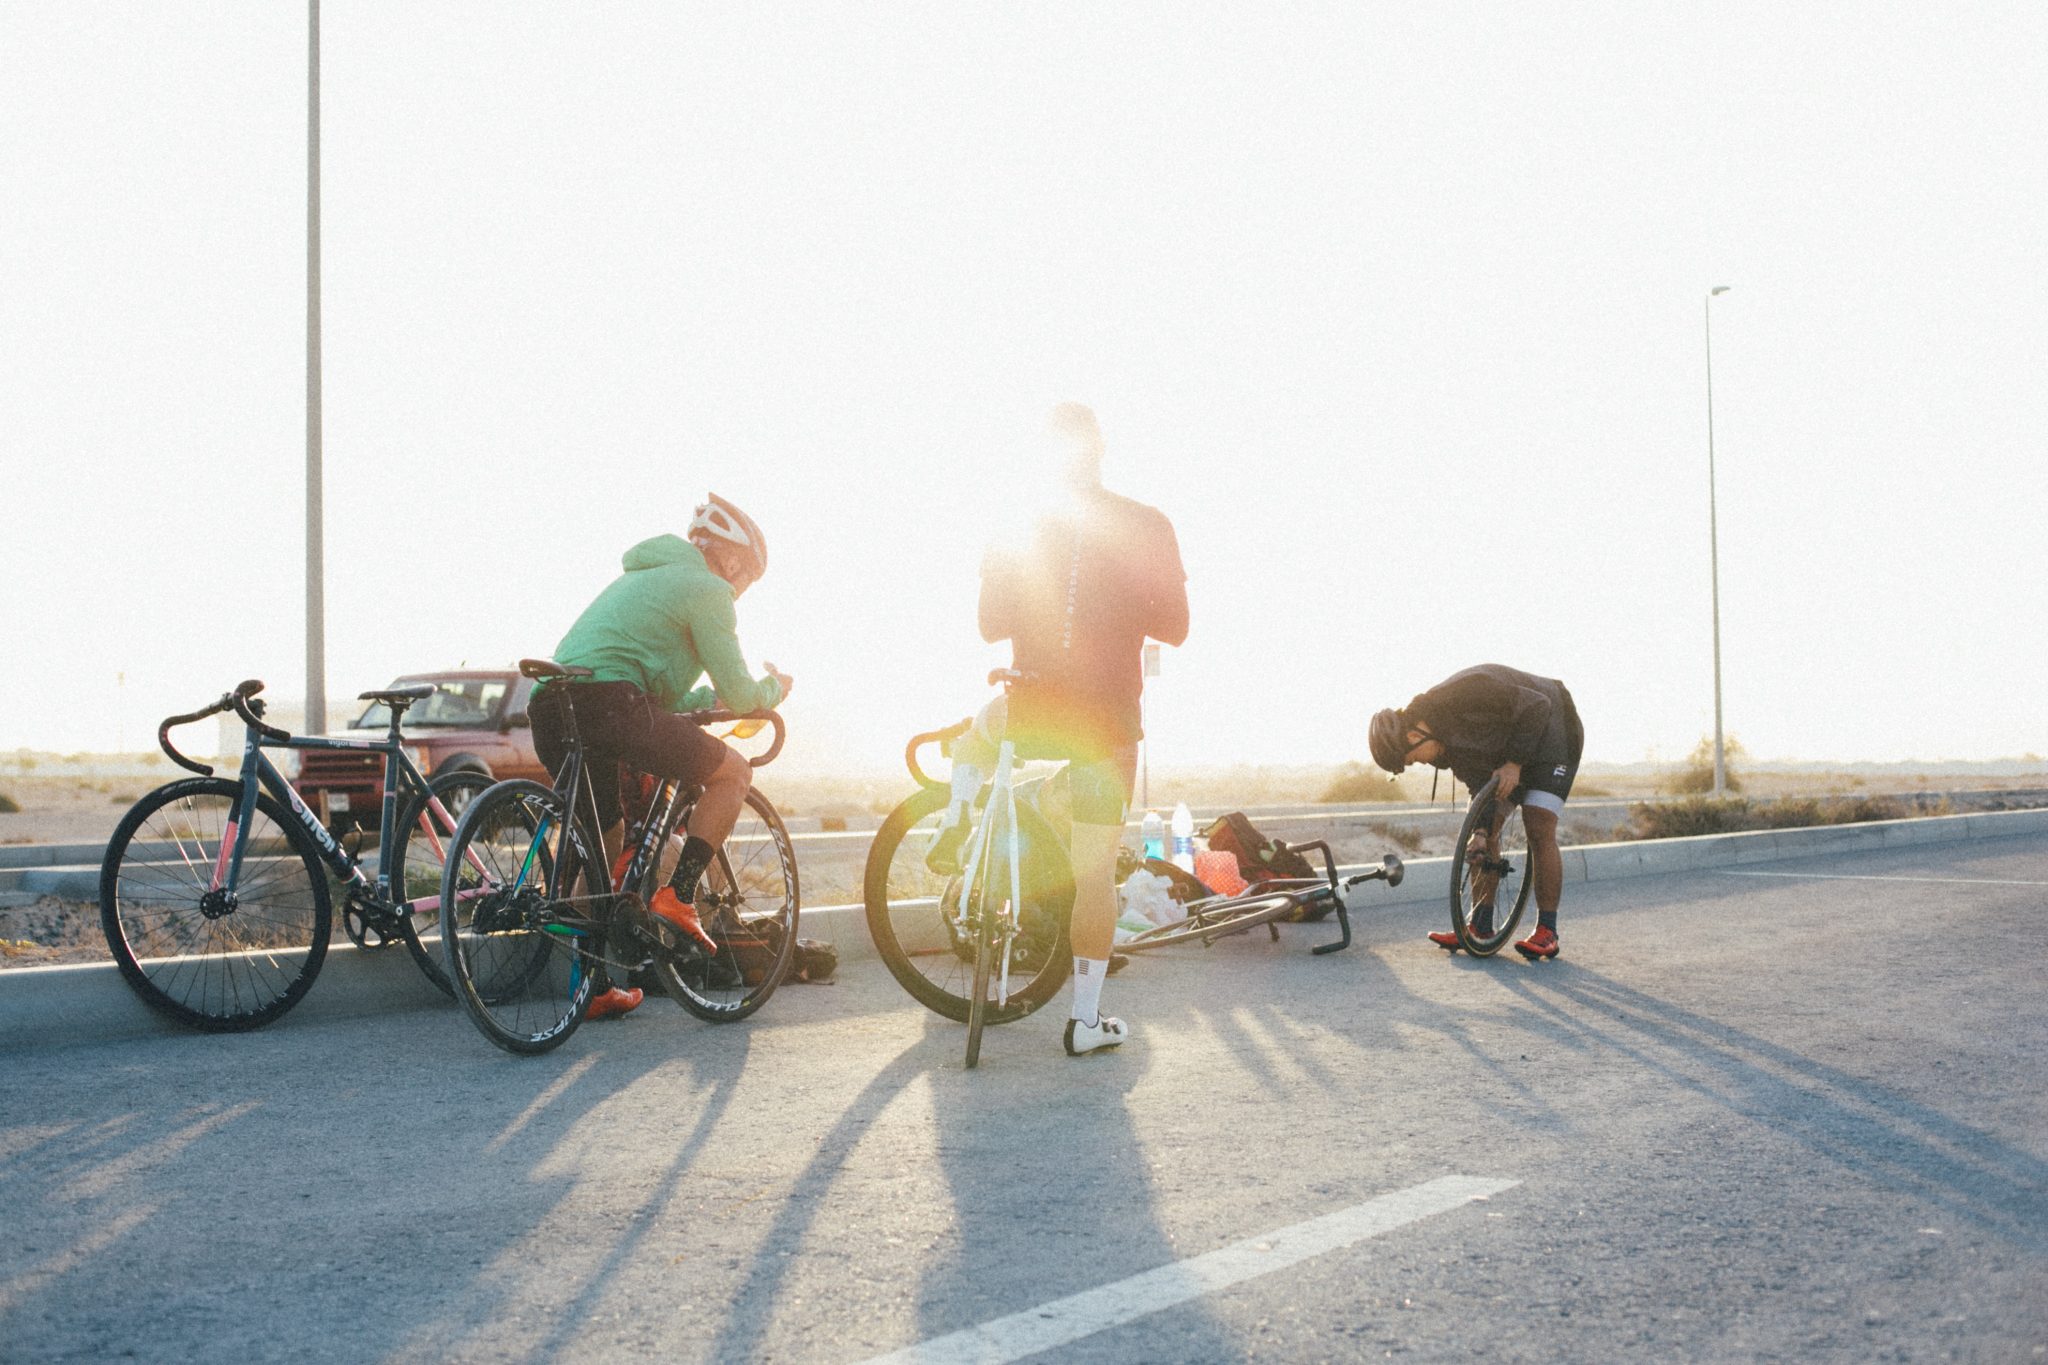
[{"x1": 353, "y1": 679, "x2": 509, "y2": 731}]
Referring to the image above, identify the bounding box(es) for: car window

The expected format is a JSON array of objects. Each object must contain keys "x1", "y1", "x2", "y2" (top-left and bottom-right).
[{"x1": 352, "y1": 678, "x2": 510, "y2": 730}]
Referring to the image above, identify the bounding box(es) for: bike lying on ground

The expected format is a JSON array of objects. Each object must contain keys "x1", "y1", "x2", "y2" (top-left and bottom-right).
[
  {"x1": 100, "y1": 679, "x2": 491, "y2": 1031},
  {"x1": 1113, "y1": 840, "x2": 1404, "y2": 955},
  {"x1": 436, "y1": 659, "x2": 798, "y2": 1055},
  {"x1": 1447, "y1": 774, "x2": 1531, "y2": 956}
]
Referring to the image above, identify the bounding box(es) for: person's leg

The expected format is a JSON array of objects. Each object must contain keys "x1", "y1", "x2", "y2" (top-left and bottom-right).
[
  {"x1": 615, "y1": 703, "x2": 734, "y2": 951},
  {"x1": 671, "y1": 744, "x2": 751, "y2": 899},
  {"x1": 1063, "y1": 750, "x2": 1131, "y2": 1054},
  {"x1": 1514, "y1": 795, "x2": 1565, "y2": 958}
]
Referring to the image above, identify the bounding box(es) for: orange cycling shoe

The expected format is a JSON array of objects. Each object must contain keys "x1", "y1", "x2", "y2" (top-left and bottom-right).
[
  {"x1": 586, "y1": 986, "x2": 644, "y2": 1021},
  {"x1": 650, "y1": 887, "x2": 719, "y2": 954},
  {"x1": 1427, "y1": 931, "x2": 1462, "y2": 951},
  {"x1": 1514, "y1": 926, "x2": 1560, "y2": 960}
]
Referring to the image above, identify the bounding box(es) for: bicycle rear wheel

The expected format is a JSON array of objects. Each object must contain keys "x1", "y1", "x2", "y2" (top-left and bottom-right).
[
  {"x1": 1449, "y1": 778, "x2": 1532, "y2": 957},
  {"x1": 439, "y1": 780, "x2": 600, "y2": 1054},
  {"x1": 388, "y1": 768, "x2": 493, "y2": 997},
  {"x1": 649, "y1": 787, "x2": 800, "y2": 1023},
  {"x1": 864, "y1": 784, "x2": 1073, "y2": 1025},
  {"x1": 98, "y1": 777, "x2": 332, "y2": 1031},
  {"x1": 1116, "y1": 892, "x2": 1301, "y2": 952}
]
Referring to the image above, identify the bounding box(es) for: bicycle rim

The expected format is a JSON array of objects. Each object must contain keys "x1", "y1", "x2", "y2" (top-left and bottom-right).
[
  {"x1": 389, "y1": 769, "x2": 493, "y2": 997},
  {"x1": 1450, "y1": 781, "x2": 1532, "y2": 956},
  {"x1": 1117, "y1": 893, "x2": 1299, "y2": 952},
  {"x1": 654, "y1": 787, "x2": 800, "y2": 1023},
  {"x1": 440, "y1": 780, "x2": 596, "y2": 1054},
  {"x1": 863, "y1": 784, "x2": 1073, "y2": 1025},
  {"x1": 99, "y1": 778, "x2": 331, "y2": 1031}
]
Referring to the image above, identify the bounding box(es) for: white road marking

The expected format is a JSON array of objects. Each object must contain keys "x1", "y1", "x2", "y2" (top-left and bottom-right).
[
  {"x1": 858, "y1": 1174, "x2": 1518, "y2": 1365},
  {"x1": 1717, "y1": 871, "x2": 2048, "y2": 887}
]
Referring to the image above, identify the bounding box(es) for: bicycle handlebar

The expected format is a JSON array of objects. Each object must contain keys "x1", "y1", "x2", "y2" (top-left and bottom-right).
[
  {"x1": 678, "y1": 707, "x2": 787, "y2": 768},
  {"x1": 1343, "y1": 852, "x2": 1406, "y2": 891},
  {"x1": 158, "y1": 680, "x2": 291, "y2": 777},
  {"x1": 905, "y1": 718, "x2": 973, "y2": 788}
]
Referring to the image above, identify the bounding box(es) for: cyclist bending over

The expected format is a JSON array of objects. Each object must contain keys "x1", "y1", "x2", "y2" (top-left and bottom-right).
[
  {"x1": 528, "y1": 495, "x2": 792, "y2": 1019},
  {"x1": 1369, "y1": 663, "x2": 1583, "y2": 960},
  {"x1": 928, "y1": 403, "x2": 1188, "y2": 1056}
]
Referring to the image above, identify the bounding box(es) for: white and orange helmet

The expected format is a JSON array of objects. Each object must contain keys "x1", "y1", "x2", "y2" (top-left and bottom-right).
[{"x1": 688, "y1": 493, "x2": 768, "y2": 580}]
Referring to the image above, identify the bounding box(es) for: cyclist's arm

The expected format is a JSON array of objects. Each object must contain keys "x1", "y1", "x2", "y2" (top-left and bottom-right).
[
  {"x1": 1142, "y1": 515, "x2": 1189, "y2": 647},
  {"x1": 977, "y1": 547, "x2": 1018, "y2": 644},
  {"x1": 679, "y1": 588, "x2": 784, "y2": 715}
]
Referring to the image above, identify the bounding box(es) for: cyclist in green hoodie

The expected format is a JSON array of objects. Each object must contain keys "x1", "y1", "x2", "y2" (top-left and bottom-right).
[{"x1": 528, "y1": 495, "x2": 792, "y2": 1018}]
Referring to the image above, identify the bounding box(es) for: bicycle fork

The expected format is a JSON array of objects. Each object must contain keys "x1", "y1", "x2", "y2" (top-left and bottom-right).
[{"x1": 958, "y1": 741, "x2": 1024, "y2": 1006}]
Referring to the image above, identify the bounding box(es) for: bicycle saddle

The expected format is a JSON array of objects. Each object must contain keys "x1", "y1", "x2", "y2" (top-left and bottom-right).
[
  {"x1": 519, "y1": 658, "x2": 595, "y2": 681},
  {"x1": 357, "y1": 684, "x2": 437, "y2": 705}
]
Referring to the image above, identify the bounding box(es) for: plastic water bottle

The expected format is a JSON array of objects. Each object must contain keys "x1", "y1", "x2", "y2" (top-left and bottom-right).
[
  {"x1": 1170, "y1": 802, "x2": 1196, "y2": 873},
  {"x1": 1141, "y1": 810, "x2": 1166, "y2": 862}
]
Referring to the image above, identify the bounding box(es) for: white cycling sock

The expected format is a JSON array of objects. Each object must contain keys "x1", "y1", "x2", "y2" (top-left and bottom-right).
[
  {"x1": 940, "y1": 762, "x2": 983, "y2": 829},
  {"x1": 1069, "y1": 957, "x2": 1107, "y2": 1025}
]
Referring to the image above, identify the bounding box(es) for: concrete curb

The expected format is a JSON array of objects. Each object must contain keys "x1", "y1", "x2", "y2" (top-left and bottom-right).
[{"x1": 5, "y1": 806, "x2": 2044, "y2": 1054}]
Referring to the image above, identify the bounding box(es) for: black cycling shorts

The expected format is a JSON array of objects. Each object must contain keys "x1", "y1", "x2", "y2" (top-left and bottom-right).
[
  {"x1": 1013, "y1": 737, "x2": 1137, "y2": 826},
  {"x1": 528, "y1": 681, "x2": 726, "y2": 831},
  {"x1": 1518, "y1": 689, "x2": 1585, "y2": 813}
]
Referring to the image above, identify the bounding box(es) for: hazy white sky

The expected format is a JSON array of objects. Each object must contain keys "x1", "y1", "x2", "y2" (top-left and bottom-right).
[{"x1": 3, "y1": 2, "x2": 2043, "y2": 772}]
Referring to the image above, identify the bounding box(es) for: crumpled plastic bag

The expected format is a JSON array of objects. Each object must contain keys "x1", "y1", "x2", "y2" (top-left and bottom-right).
[{"x1": 1115, "y1": 868, "x2": 1186, "y2": 942}]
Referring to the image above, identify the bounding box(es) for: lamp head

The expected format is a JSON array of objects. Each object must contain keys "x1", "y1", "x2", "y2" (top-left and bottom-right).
[{"x1": 1710, "y1": 285, "x2": 1731, "y2": 296}]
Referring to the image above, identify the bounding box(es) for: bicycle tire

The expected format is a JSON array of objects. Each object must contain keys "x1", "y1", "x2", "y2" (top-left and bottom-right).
[
  {"x1": 1116, "y1": 892, "x2": 1301, "y2": 952},
  {"x1": 863, "y1": 783, "x2": 1073, "y2": 1025},
  {"x1": 965, "y1": 879, "x2": 994, "y2": 1068},
  {"x1": 1448, "y1": 777, "x2": 1532, "y2": 957},
  {"x1": 387, "y1": 768, "x2": 494, "y2": 997},
  {"x1": 99, "y1": 777, "x2": 332, "y2": 1031},
  {"x1": 439, "y1": 779, "x2": 601, "y2": 1055},
  {"x1": 648, "y1": 786, "x2": 800, "y2": 1023}
]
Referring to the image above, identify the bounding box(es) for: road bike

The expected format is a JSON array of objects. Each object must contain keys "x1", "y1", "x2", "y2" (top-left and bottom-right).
[
  {"x1": 864, "y1": 672, "x2": 1079, "y2": 1068},
  {"x1": 1447, "y1": 775, "x2": 1532, "y2": 955},
  {"x1": 436, "y1": 659, "x2": 797, "y2": 1055},
  {"x1": 99, "y1": 679, "x2": 492, "y2": 1030},
  {"x1": 1114, "y1": 841, "x2": 1403, "y2": 954}
]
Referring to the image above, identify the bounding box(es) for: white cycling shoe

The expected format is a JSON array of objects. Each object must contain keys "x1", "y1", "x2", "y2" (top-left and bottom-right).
[{"x1": 1063, "y1": 1014, "x2": 1129, "y2": 1056}]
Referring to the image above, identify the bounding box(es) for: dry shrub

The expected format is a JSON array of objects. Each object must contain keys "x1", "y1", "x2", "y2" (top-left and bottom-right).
[
  {"x1": 1626, "y1": 792, "x2": 1928, "y2": 841},
  {"x1": 1665, "y1": 736, "x2": 1745, "y2": 795},
  {"x1": 1319, "y1": 762, "x2": 1408, "y2": 803}
]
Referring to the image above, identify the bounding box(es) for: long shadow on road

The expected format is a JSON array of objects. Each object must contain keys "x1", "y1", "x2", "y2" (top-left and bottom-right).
[{"x1": 1498, "y1": 963, "x2": 2048, "y2": 1253}]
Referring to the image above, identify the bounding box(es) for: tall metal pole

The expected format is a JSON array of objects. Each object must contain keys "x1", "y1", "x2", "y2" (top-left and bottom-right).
[
  {"x1": 1705, "y1": 285, "x2": 1730, "y2": 796},
  {"x1": 305, "y1": 0, "x2": 327, "y2": 735}
]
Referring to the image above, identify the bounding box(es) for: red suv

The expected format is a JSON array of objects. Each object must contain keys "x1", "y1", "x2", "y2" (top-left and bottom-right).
[{"x1": 294, "y1": 669, "x2": 551, "y2": 829}]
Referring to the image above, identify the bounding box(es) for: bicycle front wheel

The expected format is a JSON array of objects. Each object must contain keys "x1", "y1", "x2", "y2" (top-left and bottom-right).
[
  {"x1": 1448, "y1": 777, "x2": 1532, "y2": 957},
  {"x1": 650, "y1": 787, "x2": 799, "y2": 1023},
  {"x1": 388, "y1": 768, "x2": 494, "y2": 997},
  {"x1": 863, "y1": 784, "x2": 1074, "y2": 1025},
  {"x1": 1116, "y1": 892, "x2": 1301, "y2": 952},
  {"x1": 98, "y1": 777, "x2": 332, "y2": 1031},
  {"x1": 439, "y1": 780, "x2": 601, "y2": 1055}
]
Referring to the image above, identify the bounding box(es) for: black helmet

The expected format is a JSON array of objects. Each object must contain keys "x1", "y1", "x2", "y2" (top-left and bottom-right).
[{"x1": 1368, "y1": 708, "x2": 1408, "y2": 774}]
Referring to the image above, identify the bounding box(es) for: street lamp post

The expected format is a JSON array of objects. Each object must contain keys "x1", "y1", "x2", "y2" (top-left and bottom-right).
[
  {"x1": 305, "y1": 0, "x2": 327, "y2": 735},
  {"x1": 1705, "y1": 285, "x2": 1731, "y2": 796}
]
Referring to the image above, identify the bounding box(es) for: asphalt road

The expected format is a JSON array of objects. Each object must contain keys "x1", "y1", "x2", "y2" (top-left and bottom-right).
[{"x1": 3, "y1": 835, "x2": 2044, "y2": 1363}]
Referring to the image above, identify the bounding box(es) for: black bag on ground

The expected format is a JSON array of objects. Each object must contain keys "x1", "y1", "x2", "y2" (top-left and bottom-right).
[{"x1": 1202, "y1": 812, "x2": 1318, "y2": 883}]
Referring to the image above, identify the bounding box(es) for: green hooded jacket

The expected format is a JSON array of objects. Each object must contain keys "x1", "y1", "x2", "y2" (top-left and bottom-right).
[{"x1": 550, "y1": 535, "x2": 784, "y2": 714}]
